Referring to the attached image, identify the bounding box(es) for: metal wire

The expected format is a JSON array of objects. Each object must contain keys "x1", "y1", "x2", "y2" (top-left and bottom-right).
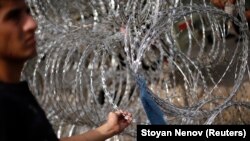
[{"x1": 22, "y1": 0, "x2": 250, "y2": 139}]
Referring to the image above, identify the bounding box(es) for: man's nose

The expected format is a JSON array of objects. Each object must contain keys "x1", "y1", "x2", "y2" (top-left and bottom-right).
[{"x1": 23, "y1": 15, "x2": 37, "y2": 32}]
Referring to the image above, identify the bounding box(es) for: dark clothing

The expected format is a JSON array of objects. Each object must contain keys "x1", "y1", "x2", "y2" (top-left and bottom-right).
[{"x1": 0, "y1": 81, "x2": 58, "y2": 141}]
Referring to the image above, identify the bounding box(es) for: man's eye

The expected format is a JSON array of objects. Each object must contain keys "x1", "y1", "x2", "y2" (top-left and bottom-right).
[
  {"x1": 26, "y1": 8, "x2": 31, "y2": 15},
  {"x1": 6, "y1": 9, "x2": 22, "y2": 21}
]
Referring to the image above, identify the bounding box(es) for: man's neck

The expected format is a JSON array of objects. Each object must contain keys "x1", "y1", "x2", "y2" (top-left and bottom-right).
[{"x1": 0, "y1": 59, "x2": 24, "y2": 83}]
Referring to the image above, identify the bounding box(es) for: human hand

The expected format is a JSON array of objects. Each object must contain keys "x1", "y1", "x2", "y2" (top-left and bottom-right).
[
  {"x1": 103, "y1": 110, "x2": 132, "y2": 136},
  {"x1": 61, "y1": 111, "x2": 132, "y2": 141}
]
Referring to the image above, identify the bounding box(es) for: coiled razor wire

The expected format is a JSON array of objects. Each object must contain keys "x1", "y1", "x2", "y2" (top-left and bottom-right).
[{"x1": 22, "y1": 0, "x2": 250, "y2": 139}]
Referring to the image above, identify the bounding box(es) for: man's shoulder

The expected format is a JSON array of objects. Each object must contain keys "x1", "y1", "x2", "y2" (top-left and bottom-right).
[{"x1": 0, "y1": 89, "x2": 28, "y2": 112}]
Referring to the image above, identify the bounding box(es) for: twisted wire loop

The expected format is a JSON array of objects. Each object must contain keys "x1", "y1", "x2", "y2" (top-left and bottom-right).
[{"x1": 22, "y1": 0, "x2": 250, "y2": 139}]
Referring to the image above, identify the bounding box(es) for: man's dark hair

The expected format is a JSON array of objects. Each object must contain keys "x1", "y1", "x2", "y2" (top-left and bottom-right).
[{"x1": 0, "y1": 2, "x2": 2, "y2": 9}]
